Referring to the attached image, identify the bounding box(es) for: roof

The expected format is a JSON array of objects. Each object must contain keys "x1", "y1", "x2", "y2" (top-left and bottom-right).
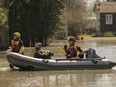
[{"x1": 99, "y1": 2, "x2": 116, "y2": 13}]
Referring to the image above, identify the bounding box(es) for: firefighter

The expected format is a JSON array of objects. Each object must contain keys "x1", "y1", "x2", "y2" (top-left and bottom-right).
[
  {"x1": 8, "y1": 32, "x2": 25, "y2": 69},
  {"x1": 64, "y1": 36, "x2": 84, "y2": 59}
]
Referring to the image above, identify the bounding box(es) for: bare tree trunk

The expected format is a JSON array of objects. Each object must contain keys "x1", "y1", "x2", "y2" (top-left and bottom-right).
[
  {"x1": 66, "y1": 0, "x2": 87, "y2": 36},
  {"x1": 4, "y1": 0, "x2": 12, "y2": 7}
]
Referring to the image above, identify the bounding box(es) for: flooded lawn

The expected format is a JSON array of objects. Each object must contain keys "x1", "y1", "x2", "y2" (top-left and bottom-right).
[{"x1": 0, "y1": 40, "x2": 116, "y2": 87}]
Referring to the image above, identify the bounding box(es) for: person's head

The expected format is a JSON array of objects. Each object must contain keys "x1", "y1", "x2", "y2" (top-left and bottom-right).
[
  {"x1": 35, "y1": 43, "x2": 42, "y2": 49},
  {"x1": 68, "y1": 36, "x2": 76, "y2": 45},
  {"x1": 13, "y1": 32, "x2": 21, "y2": 40}
]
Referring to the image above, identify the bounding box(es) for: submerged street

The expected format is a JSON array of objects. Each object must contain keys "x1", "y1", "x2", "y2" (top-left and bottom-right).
[{"x1": 0, "y1": 40, "x2": 116, "y2": 87}]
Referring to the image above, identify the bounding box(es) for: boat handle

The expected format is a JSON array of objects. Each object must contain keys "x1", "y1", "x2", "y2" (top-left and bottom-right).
[{"x1": 43, "y1": 59, "x2": 49, "y2": 63}]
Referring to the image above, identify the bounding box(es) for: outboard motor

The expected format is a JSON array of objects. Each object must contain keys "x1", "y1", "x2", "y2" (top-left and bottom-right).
[{"x1": 86, "y1": 48, "x2": 100, "y2": 58}]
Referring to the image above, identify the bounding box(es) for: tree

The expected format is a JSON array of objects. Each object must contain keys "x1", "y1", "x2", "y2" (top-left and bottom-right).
[
  {"x1": 0, "y1": 7, "x2": 7, "y2": 28},
  {"x1": 3, "y1": 0, "x2": 12, "y2": 7},
  {"x1": 30, "y1": 0, "x2": 65, "y2": 46},
  {"x1": 9, "y1": 0, "x2": 65, "y2": 46},
  {"x1": 0, "y1": 7, "x2": 9, "y2": 49},
  {"x1": 66, "y1": 0, "x2": 87, "y2": 37}
]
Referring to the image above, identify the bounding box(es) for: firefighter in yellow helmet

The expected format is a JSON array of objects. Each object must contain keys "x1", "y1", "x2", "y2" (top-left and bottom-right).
[
  {"x1": 8, "y1": 32, "x2": 25, "y2": 69},
  {"x1": 10, "y1": 32, "x2": 25, "y2": 54},
  {"x1": 64, "y1": 36, "x2": 84, "y2": 59}
]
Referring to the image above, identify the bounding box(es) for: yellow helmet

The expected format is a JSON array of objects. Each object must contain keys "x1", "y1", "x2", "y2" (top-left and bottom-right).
[{"x1": 13, "y1": 32, "x2": 21, "y2": 37}]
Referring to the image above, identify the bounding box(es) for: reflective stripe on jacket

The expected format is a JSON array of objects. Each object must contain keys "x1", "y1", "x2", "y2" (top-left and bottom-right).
[{"x1": 64, "y1": 45, "x2": 83, "y2": 58}]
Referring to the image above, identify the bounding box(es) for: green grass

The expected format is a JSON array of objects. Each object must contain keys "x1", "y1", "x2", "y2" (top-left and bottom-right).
[{"x1": 79, "y1": 35, "x2": 116, "y2": 41}]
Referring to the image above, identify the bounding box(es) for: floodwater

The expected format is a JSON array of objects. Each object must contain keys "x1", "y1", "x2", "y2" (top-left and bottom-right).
[{"x1": 0, "y1": 40, "x2": 116, "y2": 87}]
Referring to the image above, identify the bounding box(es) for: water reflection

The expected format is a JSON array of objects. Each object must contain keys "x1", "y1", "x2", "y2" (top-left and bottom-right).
[{"x1": 0, "y1": 70, "x2": 115, "y2": 87}]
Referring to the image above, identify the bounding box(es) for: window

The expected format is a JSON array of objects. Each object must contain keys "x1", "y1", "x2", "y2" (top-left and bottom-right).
[{"x1": 106, "y1": 14, "x2": 113, "y2": 24}]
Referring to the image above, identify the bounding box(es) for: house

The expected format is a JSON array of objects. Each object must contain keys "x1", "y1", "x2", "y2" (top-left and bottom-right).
[{"x1": 94, "y1": 0, "x2": 116, "y2": 36}]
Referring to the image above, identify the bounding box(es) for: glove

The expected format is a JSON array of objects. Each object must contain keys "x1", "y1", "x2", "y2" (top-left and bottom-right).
[
  {"x1": 78, "y1": 54, "x2": 84, "y2": 58},
  {"x1": 84, "y1": 51, "x2": 87, "y2": 53},
  {"x1": 19, "y1": 46, "x2": 25, "y2": 54}
]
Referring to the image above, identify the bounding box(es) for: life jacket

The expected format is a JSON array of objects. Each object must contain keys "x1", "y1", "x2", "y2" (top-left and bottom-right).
[
  {"x1": 11, "y1": 39, "x2": 23, "y2": 53},
  {"x1": 64, "y1": 45, "x2": 81, "y2": 57}
]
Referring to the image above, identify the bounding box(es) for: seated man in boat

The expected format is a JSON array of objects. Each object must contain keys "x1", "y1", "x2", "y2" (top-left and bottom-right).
[
  {"x1": 64, "y1": 36, "x2": 84, "y2": 59},
  {"x1": 7, "y1": 32, "x2": 25, "y2": 69},
  {"x1": 34, "y1": 43, "x2": 53, "y2": 59}
]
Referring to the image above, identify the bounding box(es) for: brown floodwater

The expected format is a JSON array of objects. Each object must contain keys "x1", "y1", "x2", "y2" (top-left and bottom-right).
[{"x1": 0, "y1": 40, "x2": 116, "y2": 87}]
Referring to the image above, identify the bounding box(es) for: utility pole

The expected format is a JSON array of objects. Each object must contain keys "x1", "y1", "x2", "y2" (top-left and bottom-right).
[
  {"x1": 96, "y1": 0, "x2": 101, "y2": 36},
  {"x1": 65, "y1": 4, "x2": 68, "y2": 40}
]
